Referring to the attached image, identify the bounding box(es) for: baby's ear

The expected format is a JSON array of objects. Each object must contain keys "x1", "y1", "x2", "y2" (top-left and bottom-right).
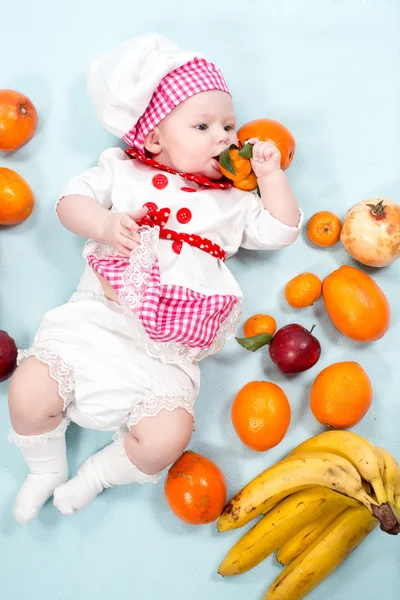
[{"x1": 144, "y1": 127, "x2": 162, "y2": 155}]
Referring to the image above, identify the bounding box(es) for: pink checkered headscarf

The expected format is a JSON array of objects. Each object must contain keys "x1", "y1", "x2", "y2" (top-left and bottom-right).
[{"x1": 123, "y1": 56, "x2": 230, "y2": 155}]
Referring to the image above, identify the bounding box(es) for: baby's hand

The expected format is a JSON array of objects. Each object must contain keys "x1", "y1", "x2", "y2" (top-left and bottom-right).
[
  {"x1": 100, "y1": 207, "x2": 148, "y2": 257},
  {"x1": 246, "y1": 138, "x2": 281, "y2": 179}
]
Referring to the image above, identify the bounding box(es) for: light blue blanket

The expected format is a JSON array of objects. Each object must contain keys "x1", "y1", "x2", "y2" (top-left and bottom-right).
[{"x1": 1, "y1": 1, "x2": 399, "y2": 599}]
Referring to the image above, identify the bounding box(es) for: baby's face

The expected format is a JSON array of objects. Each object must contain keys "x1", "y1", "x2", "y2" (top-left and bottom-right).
[{"x1": 146, "y1": 90, "x2": 238, "y2": 179}]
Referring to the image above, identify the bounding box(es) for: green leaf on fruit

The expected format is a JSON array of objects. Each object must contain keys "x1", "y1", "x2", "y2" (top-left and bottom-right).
[
  {"x1": 238, "y1": 143, "x2": 253, "y2": 158},
  {"x1": 219, "y1": 148, "x2": 236, "y2": 175},
  {"x1": 235, "y1": 333, "x2": 273, "y2": 352}
]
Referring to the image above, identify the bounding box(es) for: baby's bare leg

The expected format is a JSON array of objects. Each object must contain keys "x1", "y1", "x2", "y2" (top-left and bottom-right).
[
  {"x1": 125, "y1": 407, "x2": 193, "y2": 474},
  {"x1": 8, "y1": 357, "x2": 69, "y2": 523},
  {"x1": 53, "y1": 408, "x2": 193, "y2": 515},
  {"x1": 9, "y1": 357, "x2": 64, "y2": 435}
]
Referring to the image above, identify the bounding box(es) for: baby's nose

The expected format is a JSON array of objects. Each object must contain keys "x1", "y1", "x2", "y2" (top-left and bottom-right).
[{"x1": 216, "y1": 129, "x2": 230, "y2": 144}]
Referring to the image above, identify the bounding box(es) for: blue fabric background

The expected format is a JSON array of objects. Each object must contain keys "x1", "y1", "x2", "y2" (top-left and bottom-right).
[{"x1": 1, "y1": 1, "x2": 399, "y2": 599}]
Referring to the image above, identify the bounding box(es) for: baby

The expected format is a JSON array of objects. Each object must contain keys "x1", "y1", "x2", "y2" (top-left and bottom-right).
[{"x1": 8, "y1": 33, "x2": 302, "y2": 523}]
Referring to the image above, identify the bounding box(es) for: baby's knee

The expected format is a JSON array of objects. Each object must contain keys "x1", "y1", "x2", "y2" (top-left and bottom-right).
[
  {"x1": 8, "y1": 357, "x2": 64, "y2": 424},
  {"x1": 128, "y1": 408, "x2": 194, "y2": 474}
]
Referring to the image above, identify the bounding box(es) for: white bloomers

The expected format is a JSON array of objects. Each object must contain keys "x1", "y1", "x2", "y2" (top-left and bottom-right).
[{"x1": 16, "y1": 290, "x2": 201, "y2": 434}]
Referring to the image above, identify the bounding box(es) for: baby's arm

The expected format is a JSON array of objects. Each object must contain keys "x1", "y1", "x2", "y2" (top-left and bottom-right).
[
  {"x1": 247, "y1": 137, "x2": 300, "y2": 227},
  {"x1": 57, "y1": 194, "x2": 147, "y2": 256}
]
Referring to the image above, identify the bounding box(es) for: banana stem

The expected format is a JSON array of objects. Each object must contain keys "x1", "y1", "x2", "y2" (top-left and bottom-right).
[
  {"x1": 391, "y1": 503, "x2": 400, "y2": 524},
  {"x1": 358, "y1": 489, "x2": 399, "y2": 534},
  {"x1": 370, "y1": 502, "x2": 399, "y2": 534}
]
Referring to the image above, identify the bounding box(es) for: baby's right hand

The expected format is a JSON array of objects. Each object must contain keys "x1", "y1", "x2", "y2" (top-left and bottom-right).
[{"x1": 100, "y1": 207, "x2": 148, "y2": 257}]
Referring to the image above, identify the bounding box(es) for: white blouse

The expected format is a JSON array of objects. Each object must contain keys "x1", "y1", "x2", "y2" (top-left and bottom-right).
[{"x1": 57, "y1": 147, "x2": 303, "y2": 300}]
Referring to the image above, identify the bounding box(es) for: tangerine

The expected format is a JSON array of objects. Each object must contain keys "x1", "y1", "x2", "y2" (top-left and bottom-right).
[
  {"x1": 219, "y1": 148, "x2": 252, "y2": 181},
  {"x1": 233, "y1": 170, "x2": 258, "y2": 192},
  {"x1": 243, "y1": 314, "x2": 277, "y2": 337},
  {"x1": 231, "y1": 381, "x2": 291, "y2": 451},
  {"x1": 0, "y1": 89, "x2": 38, "y2": 152},
  {"x1": 306, "y1": 211, "x2": 342, "y2": 247},
  {"x1": 164, "y1": 451, "x2": 226, "y2": 524},
  {"x1": 0, "y1": 168, "x2": 34, "y2": 225},
  {"x1": 284, "y1": 273, "x2": 322, "y2": 308}
]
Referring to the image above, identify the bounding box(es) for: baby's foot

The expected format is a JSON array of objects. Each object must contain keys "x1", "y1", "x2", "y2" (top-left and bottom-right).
[
  {"x1": 13, "y1": 471, "x2": 68, "y2": 524},
  {"x1": 53, "y1": 457, "x2": 103, "y2": 515}
]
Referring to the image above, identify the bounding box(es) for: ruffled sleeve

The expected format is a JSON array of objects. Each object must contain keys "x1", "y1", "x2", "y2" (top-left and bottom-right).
[
  {"x1": 55, "y1": 147, "x2": 126, "y2": 211},
  {"x1": 240, "y1": 191, "x2": 303, "y2": 250}
]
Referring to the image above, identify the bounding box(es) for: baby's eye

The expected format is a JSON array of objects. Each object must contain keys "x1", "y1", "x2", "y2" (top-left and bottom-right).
[
  {"x1": 195, "y1": 124, "x2": 208, "y2": 131},
  {"x1": 224, "y1": 125, "x2": 234, "y2": 131}
]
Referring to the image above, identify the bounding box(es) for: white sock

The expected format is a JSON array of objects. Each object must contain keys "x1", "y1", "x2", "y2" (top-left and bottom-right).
[
  {"x1": 53, "y1": 435, "x2": 161, "y2": 515},
  {"x1": 10, "y1": 418, "x2": 69, "y2": 524}
]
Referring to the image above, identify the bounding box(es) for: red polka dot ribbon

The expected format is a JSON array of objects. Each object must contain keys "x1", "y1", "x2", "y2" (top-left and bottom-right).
[
  {"x1": 124, "y1": 148, "x2": 232, "y2": 189},
  {"x1": 137, "y1": 204, "x2": 226, "y2": 261}
]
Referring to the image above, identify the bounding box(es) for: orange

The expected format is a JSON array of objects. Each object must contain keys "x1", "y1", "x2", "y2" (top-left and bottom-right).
[
  {"x1": 306, "y1": 211, "x2": 342, "y2": 247},
  {"x1": 284, "y1": 273, "x2": 322, "y2": 308},
  {"x1": 243, "y1": 314, "x2": 277, "y2": 337},
  {"x1": 164, "y1": 451, "x2": 226, "y2": 524},
  {"x1": 237, "y1": 118, "x2": 295, "y2": 170},
  {"x1": 231, "y1": 381, "x2": 291, "y2": 451},
  {"x1": 310, "y1": 361, "x2": 373, "y2": 429},
  {"x1": 322, "y1": 265, "x2": 390, "y2": 342},
  {"x1": 0, "y1": 89, "x2": 38, "y2": 152},
  {"x1": 0, "y1": 168, "x2": 34, "y2": 225}
]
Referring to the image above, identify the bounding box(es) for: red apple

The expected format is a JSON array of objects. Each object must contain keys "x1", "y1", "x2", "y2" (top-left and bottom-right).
[
  {"x1": 236, "y1": 323, "x2": 321, "y2": 374},
  {"x1": 269, "y1": 324, "x2": 321, "y2": 373},
  {"x1": 0, "y1": 330, "x2": 18, "y2": 382}
]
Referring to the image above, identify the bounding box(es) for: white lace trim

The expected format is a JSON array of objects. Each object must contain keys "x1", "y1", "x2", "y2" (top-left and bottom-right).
[
  {"x1": 83, "y1": 226, "x2": 159, "y2": 314},
  {"x1": 8, "y1": 417, "x2": 70, "y2": 447},
  {"x1": 127, "y1": 393, "x2": 195, "y2": 429},
  {"x1": 17, "y1": 346, "x2": 75, "y2": 411}
]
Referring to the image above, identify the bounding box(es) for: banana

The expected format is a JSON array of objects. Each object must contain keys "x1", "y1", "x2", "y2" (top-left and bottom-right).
[
  {"x1": 395, "y1": 481, "x2": 400, "y2": 511},
  {"x1": 276, "y1": 506, "x2": 346, "y2": 566},
  {"x1": 288, "y1": 431, "x2": 387, "y2": 505},
  {"x1": 362, "y1": 480, "x2": 373, "y2": 496},
  {"x1": 218, "y1": 487, "x2": 358, "y2": 576},
  {"x1": 374, "y1": 446, "x2": 386, "y2": 477},
  {"x1": 217, "y1": 452, "x2": 398, "y2": 534},
  {"x1": 376, "y1": 447, "x2": 400, "y2": 505},
  {"x1": 394, "y1": 488, "x2": 400, "y2": 521},
  {"x1": 264, "y1": 506, "x2": 378, "y2": 600},
  {"x1": 395, "y1": 481, "x2": 400, "y2": 497}
]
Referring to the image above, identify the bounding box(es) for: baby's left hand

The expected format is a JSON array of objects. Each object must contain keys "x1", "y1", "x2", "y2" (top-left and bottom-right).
[{"x1": 246, "y1": 137, "x2": 281, "y2": 179}]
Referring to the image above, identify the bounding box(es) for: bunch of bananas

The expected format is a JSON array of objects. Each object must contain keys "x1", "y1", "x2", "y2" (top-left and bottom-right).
[{"x1": 217, "y1": 430, "x2": 400, "y2": 599}]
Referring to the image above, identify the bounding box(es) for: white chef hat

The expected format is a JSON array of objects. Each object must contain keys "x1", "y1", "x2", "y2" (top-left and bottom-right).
[{"x1": 87, "y1": 33, "x2": 230, "y2": 154}]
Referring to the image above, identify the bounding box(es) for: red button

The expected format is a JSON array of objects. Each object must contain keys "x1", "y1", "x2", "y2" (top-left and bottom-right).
[
  {"x1": 143, "y1": 202, "x2": 158, "y2": 212},
  {"x1": 152, "y1": 174, "x2": 168, "y2": 189},
  {"x1": 172, "y1": 241, "x2": 183, "y2": 254},
  {"x1": 180, "y1": 187, "x2": 197, "y2": 193},
  {"x1": 176, "y1": 208, "x2": 192, "y2": 224}
]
